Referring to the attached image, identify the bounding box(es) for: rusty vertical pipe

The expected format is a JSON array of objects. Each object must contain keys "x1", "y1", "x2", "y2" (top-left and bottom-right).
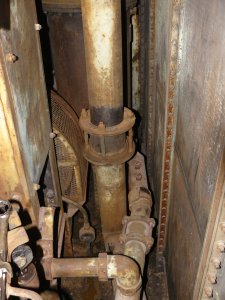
[
  {"x1": 81, "y1": 0, "x2": 123, "y2": 126},
  {"x1": 81, "y1": 0, "x2": 128, "y2": 244}
]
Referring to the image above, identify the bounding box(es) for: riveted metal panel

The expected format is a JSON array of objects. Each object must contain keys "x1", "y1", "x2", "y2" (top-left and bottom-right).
[
  {"x1": 175, "y1": 0, "x2": 225, "y2": 240},
  {"x1": 0, "y1": 0, "x2": 51, "y2": 185}
]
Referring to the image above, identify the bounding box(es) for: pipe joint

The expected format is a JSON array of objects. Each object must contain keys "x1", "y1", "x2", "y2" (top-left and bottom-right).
[
  {"x1": 107, "y1": 255, "x2": 141, "y2": 296},
  {"x1": 79, "y1": 108, "x2": 135, "y2": 165},
  {"x1": 120, "y1": 216, "x2": 155, "y2": 254}
]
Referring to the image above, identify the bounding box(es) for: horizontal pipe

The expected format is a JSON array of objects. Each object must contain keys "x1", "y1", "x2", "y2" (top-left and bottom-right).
[
  {"x1": 51, "y1": 257, "x2": 99, "y2": 278},
  {"x1": 6, "y1": 285, "x2": 42, "y2": 300},
  {"x1": 51, "y1": 254, "x2": 141, "y2": 298}
]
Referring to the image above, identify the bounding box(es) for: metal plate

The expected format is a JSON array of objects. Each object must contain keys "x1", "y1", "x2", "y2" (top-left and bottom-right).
[
  {"x1": 0, "y1": 0, "x2": 51, "y2": 185},
  {"x1": 167, "y1": 152, "x2": 202, "y2": 300}
]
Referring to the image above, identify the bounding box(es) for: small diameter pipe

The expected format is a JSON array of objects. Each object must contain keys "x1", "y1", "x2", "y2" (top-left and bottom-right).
[
  {"x1": 51, "y1": 255, "x2": 141, "y2": 299},
  {"x1": 6, "y1": 284, "x2": 42, "y2": 300},
  {"x1": 62, "y1": 196, "x2": 90, "y2": 229}
]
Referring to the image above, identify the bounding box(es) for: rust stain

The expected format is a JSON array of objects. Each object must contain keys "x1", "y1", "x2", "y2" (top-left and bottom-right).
[{"x1": 157, "y1": 0, "x2": 182, "y2": 254}]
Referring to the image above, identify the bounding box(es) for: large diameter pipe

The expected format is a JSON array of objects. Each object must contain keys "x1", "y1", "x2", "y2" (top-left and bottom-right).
[
  {"x1": 81, "y1": 0, "x2": 123, "y2": 126},
  {"x1": 81, "y1": 0, "x2": 127, "y2": 244},
  {"x1": 93, "y1": 164, "x2": 126, "y2": 242}
]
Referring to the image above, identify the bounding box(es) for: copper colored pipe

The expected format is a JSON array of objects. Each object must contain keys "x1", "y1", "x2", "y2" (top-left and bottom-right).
[
  {"x1": 81, "y1": 0, "x2": 127, "y2": 244},
  {"x1": 6, "y1": 284, "x2": 42, "y2": 300},
  {"x1": 51, "y1": 255, "x2": 141, "y2": 298},
  {"x1": 51, "y1": 257, "x2": 99, "y2": 278}
]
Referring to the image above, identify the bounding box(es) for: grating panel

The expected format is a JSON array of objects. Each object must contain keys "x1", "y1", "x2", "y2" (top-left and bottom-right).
[{"x1": 50, "y1": 90, "x2": 87, "y2": 204}]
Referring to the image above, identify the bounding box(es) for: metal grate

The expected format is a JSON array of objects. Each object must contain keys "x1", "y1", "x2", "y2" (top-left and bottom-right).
[{"x1": 50, "y1": 90, "x2": 87, "y2": 204}]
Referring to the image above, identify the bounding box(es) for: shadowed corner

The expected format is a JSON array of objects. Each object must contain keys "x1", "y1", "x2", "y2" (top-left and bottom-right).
[{"x1": 0, "y1": 0, "x2": 10, "y2": 30}]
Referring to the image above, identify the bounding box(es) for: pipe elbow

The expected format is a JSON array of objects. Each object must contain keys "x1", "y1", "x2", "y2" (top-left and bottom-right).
[
  {"x1": 6, "y1": 284, "x2": 43, "y2": 300},
  {"x1": 107, "y1": 255, "x2": 141, "y2": 295}
]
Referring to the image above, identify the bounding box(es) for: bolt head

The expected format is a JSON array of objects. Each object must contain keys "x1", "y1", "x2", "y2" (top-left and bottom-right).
[
  {"x1": 207, "y1": 273, "x2": 217, "y2": 284},
  {"x1": 136, "y1": 173, "x2": 142, "y2": 181},
  {"x1": 134, "y1": 162, "x2": 141, "y2": 169},
  {"x1": 81, "y1": 109, "x2": 87, "y2": 118},
  {"x1": 49, "y1": 132, "x2": 56, "y2": 139},
  {"x1": 6, "y1": 53, "x2": 17, "y2": 63},
  {"x1": 33, "y1": 183, "x2": 40, "y2": 191},
  {"x1": 204, "y1": 286, "x2": 213, "y2": 298},
  {"x1": 35, "y1": 23, "x2": 42, "y2": 30},
  {"x1": 216, "y1": 240, "x2": 225, "y2": 252},
  {"x1": 211, "y1": 257, "x2": 221, "y2": 269},
  {"x1": 98, "y1": 121, "x2": 105, "y2": 129}
]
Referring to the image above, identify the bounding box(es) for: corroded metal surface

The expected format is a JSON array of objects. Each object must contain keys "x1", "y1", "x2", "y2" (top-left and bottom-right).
[
  {"x1": 0, "y1": 0, "x2": 53, "y2": 221},
  {"x1": 0, "y1": 0, "x2": 51, "y2": 185},
  {"x1": 48, "y1": 13, "x2": 88, "y2": 116},
  {"x1": 166, "y1": 0, "x2": 225, "y2": 298},
  {"x1": 194, "y1": 153, "x2": 225, "y2": 299},
  {"x1": 79, "y1": 107, "x2": 135, "y2": 165},
  {"x1": 93, "y1": 164, "x2": 126, "y2": 244},
  {"x1": 145, "y1": 0, "x2": 155, "y2": 181},
  {"x1": 157, "y1": 0, "x2": 182, "y2": 254},
  {"x1": 131, "y1": 11, "x2": 141, "y2": 112},
  {"x1": 81, "y1": 0, "x2": 123, "y2": 111},
  {"x1": 167, "y1": 153, "x2": 202, "y2": 300},
  {"x1": 42, "y1": 0, "x2": 81, "y2": 11},
  {"x1": 151, "y1": 0, "x2": 171, "y2": 225},
  {"x1": 50, "y1": 91, "x2": 87, "y2": 210},
  {"x1": 80, "y1": 0, "x2": 131, "y2": 248}
]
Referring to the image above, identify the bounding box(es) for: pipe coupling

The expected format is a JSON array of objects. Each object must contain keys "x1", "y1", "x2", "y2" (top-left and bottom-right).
[
  {"x1": 98, "y1": 253, "x2": 108, "y2": 282},
  {"x1": 79, "y1": 107, "x2": 135, "y2": 165},
  {"x1": 120, "y1": 216, "x2": 155, "y2": 253}
]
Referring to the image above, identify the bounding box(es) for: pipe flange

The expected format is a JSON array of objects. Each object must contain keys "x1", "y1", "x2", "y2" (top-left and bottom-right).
[
  {"x1": 98, "y1": 253, "x2": 108, "y2": 282},
  {"x1": 79, "y1": 107, "x2": 135, "y2": 165},
  {"x1": 79, "y1": 108, "x2": 135, "y2": 137},
  {"x1": 83, "y1": 139, "x2": 135, "y2": 165},
  {"x1": 120, "y1": 216, "x2": 155, "y2": 253}
]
